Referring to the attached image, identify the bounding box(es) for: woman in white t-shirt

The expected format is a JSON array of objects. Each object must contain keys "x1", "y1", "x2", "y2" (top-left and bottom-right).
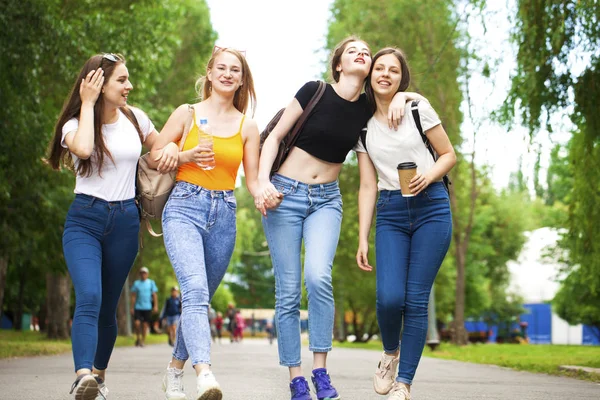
[
  {"x1": 354, "y1": 47, "x2": 456, "y2": 400},
  {"x1": 47, "y1": 53, "x2": 174, "y2": 400}
]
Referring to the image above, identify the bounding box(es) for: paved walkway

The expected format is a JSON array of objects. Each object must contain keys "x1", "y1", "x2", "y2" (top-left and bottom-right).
[{"x1": 0, "y1": 339, "x2": 598, "y2": 399}]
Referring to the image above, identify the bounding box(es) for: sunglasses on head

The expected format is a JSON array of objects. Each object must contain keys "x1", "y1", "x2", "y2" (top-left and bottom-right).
[
  {"x1": 212, "y1": 45, "x2": 246, "y2": 57},
  {"x1": 102, "y1": 53, "x2": 122, "y2": 62}
]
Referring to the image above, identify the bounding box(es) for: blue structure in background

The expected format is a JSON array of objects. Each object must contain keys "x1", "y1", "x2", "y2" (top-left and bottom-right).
[
  {"x1": 582, "y1": 325, "x2": 600, "y2": 345},
  {"x1": 521, "y1": 303, "x2": 552, "y2": 344}
]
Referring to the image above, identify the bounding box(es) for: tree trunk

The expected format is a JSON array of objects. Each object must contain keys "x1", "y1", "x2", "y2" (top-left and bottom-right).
[
  {"x1": 0, "y1": 256, "x2": 8, "y2": 317},
  {"x1": 15, "y1": 265, "x2": 26, "y2": 330},
  {"x1": 451, "y1": 242, "x2": 469, "y2": 345},
  {"x1": 117, "y1": 282, "x2": 130, "y2": 336},
  {"x1": 46, "y1": 273, "x2": 71, "y2": 339}
]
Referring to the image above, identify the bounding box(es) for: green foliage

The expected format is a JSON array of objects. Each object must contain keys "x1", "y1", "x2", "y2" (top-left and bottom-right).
[
  {"x1": 504, "y1": 1, "x2": 600, "y2": 300},
  {"x1": 211, "y1": 284, "x2": 235, "y2": 314},
  {"x1": 227, "y1": 178, "x2": 275, "y2": 309},
  {"x1": 553, "y1": 268, "x2": 600, "y2": 333},
  {"x1": 0, "y1": 0, "x2": 215, "y2": 320}
]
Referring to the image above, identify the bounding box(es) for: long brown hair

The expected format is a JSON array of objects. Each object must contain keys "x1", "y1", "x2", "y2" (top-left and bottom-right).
[
  {"x1": 365, "y1": 47, "x2": 411, "y2": 113},
  {"x1": 330, "y1": 35, "x2": 371, "y2": 83},
  {"x1": 195, "y1": 48, "x2": 257, "y2": 115},
  {"x1": 47, "y1": 53, "x2": 126, "y2": 177}
]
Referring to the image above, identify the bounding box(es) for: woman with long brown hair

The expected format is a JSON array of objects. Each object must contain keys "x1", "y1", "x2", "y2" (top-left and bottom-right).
[
  {"x1": 257, "y1": 36, "x2": 426, "y2": 400},
  {"x1": 48, "y1": 53, "x2": 175, "y2": 400},
  {"x1": 149, "y1": 47, "x2": 267, "y2": 400}
]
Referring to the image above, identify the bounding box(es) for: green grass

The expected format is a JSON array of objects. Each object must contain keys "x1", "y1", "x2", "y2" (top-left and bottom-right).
[
  {"x1": 0, "y1": 330, "x2": 168, "y2": 359},
  {"x1": 334, "y1": 340, "x2": 600, "y2": 382}
]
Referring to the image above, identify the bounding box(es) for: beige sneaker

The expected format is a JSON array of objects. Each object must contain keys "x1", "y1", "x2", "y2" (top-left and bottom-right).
[
  {"x1": 388, "y1": 382, "x2": 411, "y2": 400},
  {"x1": 196, "y1": 370, "x2": 222, "y2": 400},
  {"x1": 373, "y1": 352, "x2": 399, "y2": 394}
]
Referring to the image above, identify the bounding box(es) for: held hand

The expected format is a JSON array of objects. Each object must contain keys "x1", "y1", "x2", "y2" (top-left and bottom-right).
[
  {"x1": 356, "y1": 241, "x2": 372, "y2": 272},
  {"x1": 409, "y1": 173, "x2": 432, "y2": 195},
  {"x1": 155, "y1": 142, "x2": 179, "y2": 173},
  {"x1": 388, "y1": 92, "x2": 407, "y2": 130},
  {"x1": 255, "y1": 182, "x2": 283, "y2": 217},
  {"x1": 188, "y1": 144, "x2": 215, "y2": 166},
  {"x1": 153, "y1": 306, "x2": 158, "y2": 314},
  {"x1": 80, "y1": 68, "x2": 104, "y2": 106}
]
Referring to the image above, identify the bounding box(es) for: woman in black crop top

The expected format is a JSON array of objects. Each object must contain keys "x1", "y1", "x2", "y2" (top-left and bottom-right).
[{"x1": 256, "y1": 36, "x2": 426, "y2": 400}]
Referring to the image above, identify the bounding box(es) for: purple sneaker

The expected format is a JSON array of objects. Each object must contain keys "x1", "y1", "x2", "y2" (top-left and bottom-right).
[
  {"x1": 311, "y1": 368, "x2": 340, "y2": 400},
  {"x1": 290, "y1": 376, "x2": 312, "y2": 400}
]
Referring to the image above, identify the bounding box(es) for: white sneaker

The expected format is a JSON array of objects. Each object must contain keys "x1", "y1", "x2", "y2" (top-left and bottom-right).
[
  {"x1": 373, "y1": 352, "x2": 400, "y2": 395},
  {"x1": 70, "y1": 374, "x2": 99, "y2": 400},
  {"x1": 388, "y1": 382, "x2": 411, "y2": 400},
  {"x1": 163, "y1": 365, "x2": 186, "y2": 400},
  {"x1": 196, "y1": 370, "x2": 222, "y2": 400},
  {"x1": 95, "y1": 381, "x2": 108, "y2": 399}
]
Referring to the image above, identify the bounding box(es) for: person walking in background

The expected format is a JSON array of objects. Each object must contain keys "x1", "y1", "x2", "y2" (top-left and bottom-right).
[
  {"x1": 131, "y1": 267, "x2": 159, "y2": 348},
  {"x1": 47, "y1": 53, "x2": 174, "y2": 399},
  {"x1": 208, "y1": 306, "x2": 217, "y2": 343},
  {"x1": 226, "y1": 303, "x2": 237, "y2": 343},
  {"x1": 149, "y1": 47, "x2": 275, "y2": 400},
  {"x1": 214, "y1": 312, "x2": 223, "y2": 344},
  {"x1": 161, "y1": 286, "x2": 182, "y2": 347},
  {"x1": 355, "y1": 47, "x2": 455, "y2": 400},
  {"x1": 257, "y1": 36, "x2": 425, "y2": 400},
  {"x1": 234, "y1": 310, "x2": 245, "y2": 342}
]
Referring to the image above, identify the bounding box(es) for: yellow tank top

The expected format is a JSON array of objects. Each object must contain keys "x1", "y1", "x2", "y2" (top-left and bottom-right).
[{"x1": 176, "y1": 110, "x2": 245, "y2": 190}]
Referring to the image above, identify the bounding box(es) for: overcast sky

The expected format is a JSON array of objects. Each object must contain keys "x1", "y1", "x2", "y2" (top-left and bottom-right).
[{"x1": 205, "y1": 0, "x2": 572, "y2": 191}]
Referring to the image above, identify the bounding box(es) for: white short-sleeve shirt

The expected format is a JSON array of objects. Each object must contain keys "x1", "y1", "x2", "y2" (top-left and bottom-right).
[
  {"x1": 354, "y1": 101, "x2": 441, "y2": 191},
  {"x1": 61, "y1": 107, "x2": 155, "y2": 201}
]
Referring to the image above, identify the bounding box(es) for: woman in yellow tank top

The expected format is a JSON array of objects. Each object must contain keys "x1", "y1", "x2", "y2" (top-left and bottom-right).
[{"x1": 150, "y1": 47, "x2": 278, "y2": 400}]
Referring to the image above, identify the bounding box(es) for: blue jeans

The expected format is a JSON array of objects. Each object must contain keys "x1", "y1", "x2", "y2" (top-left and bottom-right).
[
  {"x1": 262, "y1": 173, "x2": 343, "y2": 367},
  {"x1": 63, "y1": 194, "x2": 140, "y2": 371},
  {"x1": 375, "y1": 183, "x2": 452, "y2": 385},
  {"x1": 162, "y1": 181, "x2": 236, "y2": 366}
]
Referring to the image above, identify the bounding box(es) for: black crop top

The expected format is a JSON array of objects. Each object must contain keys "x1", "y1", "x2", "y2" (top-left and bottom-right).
[{"x1": 293, "y1": 81, "x2": 372, "y2": 163}]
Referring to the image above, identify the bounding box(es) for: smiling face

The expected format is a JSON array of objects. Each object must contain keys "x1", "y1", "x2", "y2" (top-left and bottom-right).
[
  {"x1": 370, "y1": 54, "x2": 403, "y2": 98},
  {"x1": 102, "y1": 62, "x2": 132, "y2": 108},
  {"x1": 335, "y1": 40, "x2": 372, "y2": 80},
  {"x1": 207, "y1": 51, "x2": 243, "y2": 95}
]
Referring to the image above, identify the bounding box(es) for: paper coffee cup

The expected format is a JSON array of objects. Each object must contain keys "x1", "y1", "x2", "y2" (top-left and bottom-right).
[{"x1": 397, "y1": 162, "x2": 417, "y2": 197}]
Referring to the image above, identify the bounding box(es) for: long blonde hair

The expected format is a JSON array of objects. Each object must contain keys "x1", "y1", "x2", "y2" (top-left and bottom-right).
[{"x1": 195, "y1": 48, "x2": 256, "y2": 115}]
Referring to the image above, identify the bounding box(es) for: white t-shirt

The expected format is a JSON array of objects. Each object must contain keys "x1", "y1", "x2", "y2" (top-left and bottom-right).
[
  {"x1": 354, "y1": 101, "x2": 441, "y2": 191},
  {"x1": 61, "y1": 107, "x2": 155, "y2": 201}
]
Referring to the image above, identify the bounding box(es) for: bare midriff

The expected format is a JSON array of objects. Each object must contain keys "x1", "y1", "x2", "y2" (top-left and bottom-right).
[{"x1": 277, "y1": 147, "x2": 343, "y2": 184}]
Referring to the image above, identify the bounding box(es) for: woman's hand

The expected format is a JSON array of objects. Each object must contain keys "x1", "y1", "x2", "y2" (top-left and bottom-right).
[
  {"x1": 80, "y1": 68, "x2": 104, "y2": 107},
  {"x1": 186, "y1": 144, "x2": 215, "y2": 167},
  {"x1": 388, "y1": 91, "x2": 408, "y2": 129},
  {"x1": 356, "y1": 239, "x2": 372, "y2": 272},
  {"x1": 155, "y1": 142, "x2": 179, "y2": 174},
  {"x1": 255, "y1": 180, "x2": 283, "y2": 216},
  {"x1": 388, "y1": 91, "x2": 429, "y2": 129},
  {"x1": 409, "y1": 172, "x2": 433, "y2": 195}
]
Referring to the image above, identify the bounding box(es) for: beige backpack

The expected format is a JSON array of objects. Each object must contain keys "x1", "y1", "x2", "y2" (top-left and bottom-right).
[{"x1": 122, "y1": 105, "x2": 194, "y2": 237}]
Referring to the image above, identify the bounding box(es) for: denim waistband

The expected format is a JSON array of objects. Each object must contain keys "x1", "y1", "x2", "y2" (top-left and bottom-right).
[
  {"x1": 75, "y1": 193, "x2": 136, "y2": 209},
  {"x1": 271, "y1": 173, "x2": 340, "y2": 195},
  {"x1": 174, "y1": 180, "x2": 235, "y2": 199},
  {"x1": 379, "y1": 181, "x2": 447, "y2": 199}
]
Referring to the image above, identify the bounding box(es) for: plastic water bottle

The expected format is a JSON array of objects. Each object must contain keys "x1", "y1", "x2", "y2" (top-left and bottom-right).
[{"x1": 197, "y1": 117, "x2": 215, "y2": 170}]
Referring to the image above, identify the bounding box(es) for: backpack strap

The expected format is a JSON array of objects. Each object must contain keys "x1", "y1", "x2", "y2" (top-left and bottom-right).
[
  {"x1": 180, "y1": 105, "x2": 195, "y2": 151},
  {"x1": 285, "y1": 80, "x2": 326, "y2": 151},
  {"x1": 411, "y1": 100, "x2": 452, "y2": 192},
  {"x1": 360, "y1": 127, "x2": 368, "y2": 152}
]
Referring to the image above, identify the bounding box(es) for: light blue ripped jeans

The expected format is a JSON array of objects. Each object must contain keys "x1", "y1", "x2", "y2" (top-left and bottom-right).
[
  {"x1": 162, "y1": 181, "x2": 236, "y2": 366},
  {"x1": 262, "y1": 173, "x2": 343, "y2": 367}
]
